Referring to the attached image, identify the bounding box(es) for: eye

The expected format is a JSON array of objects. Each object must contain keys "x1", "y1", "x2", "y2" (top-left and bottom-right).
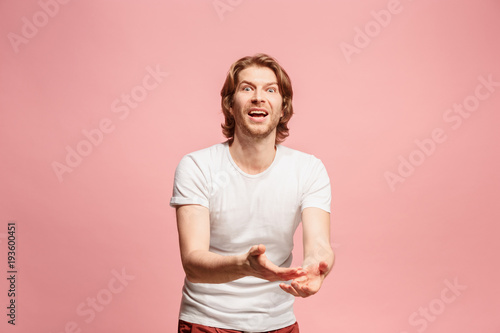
[
  {"x1": 267, "y1": 87, "x2": 277, "y2": 93},
  {"x1": 242, "y1": 86, "x2": 252, "y2": 91}
]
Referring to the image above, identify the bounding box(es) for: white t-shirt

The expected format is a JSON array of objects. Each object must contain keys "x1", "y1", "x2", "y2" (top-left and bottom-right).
[{"x1": 170, "y1": 142, "x2": 331, "y2": 332}]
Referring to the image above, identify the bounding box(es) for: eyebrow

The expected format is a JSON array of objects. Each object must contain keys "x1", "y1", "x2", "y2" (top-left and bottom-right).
[{"x1": 238, "y1": 80, "x2": 278, "y2": 87}]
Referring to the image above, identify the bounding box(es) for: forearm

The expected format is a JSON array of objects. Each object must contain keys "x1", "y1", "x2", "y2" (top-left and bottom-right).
[
  {"x1": 301, "y1": 208, "x2": 334, "y2": 278},
  {"x1": 182, "y1": 249, "x2": 249, "y2": 283}
]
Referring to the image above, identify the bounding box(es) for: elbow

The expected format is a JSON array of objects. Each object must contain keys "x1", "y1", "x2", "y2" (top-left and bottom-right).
[
  {"x1": 185, "y1": 273, "x2": 201, "y2": 283},
  {"x1": 182, "y1": 264, "x2": 196, "y2": 283},
  {"x1": 181, "y1": 249, "x2": 210, "y2": 283},
  {"x1": 185, "y1": 274, "x2": 200, "y2": 283},
  {"x1": 182, "y1": 260, "x2": 202, "y2": 283}
]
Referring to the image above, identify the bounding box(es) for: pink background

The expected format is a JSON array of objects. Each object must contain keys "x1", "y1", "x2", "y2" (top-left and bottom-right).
[{"x1": 1, "y1": 0, "x2": 499, "y2": 332}]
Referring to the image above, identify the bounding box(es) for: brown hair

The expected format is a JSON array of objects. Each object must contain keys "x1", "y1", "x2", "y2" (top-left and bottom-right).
[{"x1": 220, "y1": 53, "x2": 294, "y2": 144}]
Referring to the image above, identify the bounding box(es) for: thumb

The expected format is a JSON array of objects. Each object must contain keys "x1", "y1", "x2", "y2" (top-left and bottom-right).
[
  {"x1": 318, "y1": 261, "x2": 329, "y2": 274},
  {"x1": 249, "y1": 244, "x2": 266, "y2": 256}
]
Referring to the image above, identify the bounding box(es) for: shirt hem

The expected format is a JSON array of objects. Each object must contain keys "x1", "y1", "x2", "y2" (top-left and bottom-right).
[{"x1": 178, "y1": 314, "x2": 297, "y2": 332}]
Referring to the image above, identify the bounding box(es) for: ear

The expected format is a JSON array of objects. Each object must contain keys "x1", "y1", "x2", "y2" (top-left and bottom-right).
[
  {"x1": 281, "y1": 97, "x2": 287, "y2": 118},
  {"x1": 227, "y1": 99, "x2": 234, "y2": 116}
]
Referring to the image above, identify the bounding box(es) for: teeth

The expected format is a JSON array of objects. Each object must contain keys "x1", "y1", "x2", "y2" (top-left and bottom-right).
[{"x1": 249, "y1": 111, "x2": 267, "y2": 115}]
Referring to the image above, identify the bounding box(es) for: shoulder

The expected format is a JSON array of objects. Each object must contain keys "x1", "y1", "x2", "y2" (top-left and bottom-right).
[
  {"x1": 175, "y1": 143, "x2": 226, "y2": 188},
  {"x1": 174, "y1": 142, "x2": 228, "y2": 176},
  {"x1": 276, "y1": 145, "x2": 330, "y2": 182},
  {"x1": 184, "y1": 142, "x2": 227, "y2": 159},
  {"x1": 178, "y1": 142, "x2": 227, "y2": 164},
  {"x1": 278, "y1": 145, "x2": 324, "y2": 166}
]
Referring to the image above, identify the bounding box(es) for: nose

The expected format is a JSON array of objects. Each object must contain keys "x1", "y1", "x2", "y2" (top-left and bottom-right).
[{"x1": 251, "y1": 88, "x2": 264, "y2": 103}]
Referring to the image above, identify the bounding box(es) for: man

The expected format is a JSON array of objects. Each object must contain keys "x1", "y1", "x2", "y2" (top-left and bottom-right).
[{"x1": 170, "y1": 54, "x2": 334, "y2": 333}]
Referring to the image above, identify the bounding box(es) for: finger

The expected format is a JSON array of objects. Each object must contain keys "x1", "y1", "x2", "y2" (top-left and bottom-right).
[
  {"x1": 279, "y1": 283, "x2": 299, "y2": 297},
  {"x1": 292, "y1": 275, "x2": 308, "y2": 284},
  {"x1": 286, "y1": 266, "x2": 306, "y2": 274},
  {"x1": 275, "y1": 267, "x2": 307, "y2": 280},
  {"x1": 291, "y1": 281, "x2": 315, "y2": 298},
  {"x1": 266, "y1": 262, "x2": 303, "y2": 275},
  {"x1": 289, "y1": 282, "x2": 310, "y2": 298}
]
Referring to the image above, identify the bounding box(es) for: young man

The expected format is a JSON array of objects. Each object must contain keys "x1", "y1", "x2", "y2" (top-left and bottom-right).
[{"x1": 170, "y1": 54, "x2": 334, "y2": 333}]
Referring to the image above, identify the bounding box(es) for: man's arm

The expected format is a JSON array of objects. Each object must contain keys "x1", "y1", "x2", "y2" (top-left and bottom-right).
[
  {"x1": 279, "y1": 207, "x2": 334, "y2": 297},
  {"x1": 176, "y1": 204, "x2": 306, "y2": 284}
]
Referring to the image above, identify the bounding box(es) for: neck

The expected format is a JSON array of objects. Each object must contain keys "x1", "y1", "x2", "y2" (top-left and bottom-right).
[{"x1": 229, "y1": 132, "x2": 277, "y2": 175}]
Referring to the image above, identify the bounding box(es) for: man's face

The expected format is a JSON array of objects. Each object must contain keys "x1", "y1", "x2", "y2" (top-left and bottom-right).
[{"x1": 230, "y1": 66, "x2": 284, "y2": 142}]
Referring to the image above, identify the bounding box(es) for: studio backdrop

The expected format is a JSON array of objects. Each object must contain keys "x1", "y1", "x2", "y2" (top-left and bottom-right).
[{"x1": 1, "y1": 0, "x2": 499, "y2": 332}]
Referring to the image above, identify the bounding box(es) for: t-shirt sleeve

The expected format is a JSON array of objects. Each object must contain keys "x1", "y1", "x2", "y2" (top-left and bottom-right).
[
  {"x1": 300, "y1": 157, "x2": 331, "y2": 213},
  {"x1": 170, "y1": 154, "x2": 210, "y2": 209}
]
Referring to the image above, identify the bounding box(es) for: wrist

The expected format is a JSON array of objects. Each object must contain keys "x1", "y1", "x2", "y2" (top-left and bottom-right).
[{"x1": 235, "y1": 253, "x2": 251, "y2": 278}]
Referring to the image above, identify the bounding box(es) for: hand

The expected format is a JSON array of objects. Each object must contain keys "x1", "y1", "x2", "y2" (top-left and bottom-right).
[
  {"x1": 244, "y1": 244, "x2": 306, "y2": 282},
  {"x1": 279, "y1": 261, "x2": 329, "y2": 297}
]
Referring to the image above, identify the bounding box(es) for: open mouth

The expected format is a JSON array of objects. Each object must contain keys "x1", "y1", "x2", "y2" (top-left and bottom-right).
[{"x1": 248, "y1": 109, "x2": 269, "y2": 118}]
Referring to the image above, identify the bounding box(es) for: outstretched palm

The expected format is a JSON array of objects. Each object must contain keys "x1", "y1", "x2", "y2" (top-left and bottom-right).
[
  {"x1": 246, "y1": 244, "x2": 306, "y2": 282},
  {"x1": 279, "y1": 261, "x2": 329, "y2": 297}
]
